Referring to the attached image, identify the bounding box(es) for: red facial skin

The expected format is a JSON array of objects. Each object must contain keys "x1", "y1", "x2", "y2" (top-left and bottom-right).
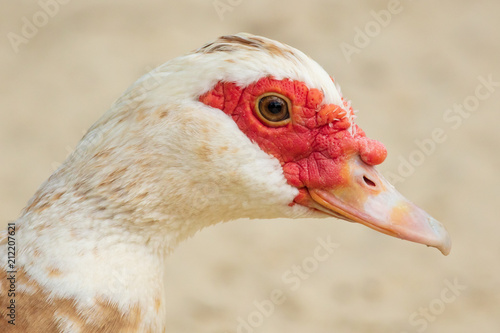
[{"x1": 199, "y1": 77, "x2": 387, "y2": 205}]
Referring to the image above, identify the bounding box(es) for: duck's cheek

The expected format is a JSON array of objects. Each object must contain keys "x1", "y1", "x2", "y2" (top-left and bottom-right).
[{"x1": 283, "y1": 155, "x2": 349, "y2": 189}]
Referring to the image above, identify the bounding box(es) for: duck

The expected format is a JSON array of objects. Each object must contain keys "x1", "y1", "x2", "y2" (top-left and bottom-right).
[{"x1": 0, "y1": 33, "x2": 450, "y2": 332}]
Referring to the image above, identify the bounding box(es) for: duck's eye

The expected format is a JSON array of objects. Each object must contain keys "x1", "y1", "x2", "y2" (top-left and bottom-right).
[{"x1": 255, "y1": 93, "x2": 291, "y2": 127}]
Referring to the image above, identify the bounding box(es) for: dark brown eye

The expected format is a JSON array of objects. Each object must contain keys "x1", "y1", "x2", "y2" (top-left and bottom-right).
[{"x1": 254, "y1": 93, "x2": 291, "y2": 127}]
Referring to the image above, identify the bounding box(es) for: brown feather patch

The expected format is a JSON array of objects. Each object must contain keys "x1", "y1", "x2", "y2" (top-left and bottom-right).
[
  {"x1": 195, "y1": 34, "x2": 294, "y2": 58},
  {"x1": 0, "y1": 269, "x2": 144, "y2": 332}
]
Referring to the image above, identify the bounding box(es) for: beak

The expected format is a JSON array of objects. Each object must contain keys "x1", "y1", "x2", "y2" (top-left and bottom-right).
[{"x1": 306, "y1": 157, "x2": 451, "y2": 255}]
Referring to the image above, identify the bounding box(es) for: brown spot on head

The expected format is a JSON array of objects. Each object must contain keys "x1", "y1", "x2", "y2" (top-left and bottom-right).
[
  {"x1": 219, "y1": 35, "x2": 263, "y2": 48},
  {"x1": 195, "y1": 34, "x2": 294, "y2": 59},
  {"x1": 158, "y1": 110, "x2": 168, "y2": 118},
  {"x1": 195, "y1": 145, "x2": 212, "y2": 162}
]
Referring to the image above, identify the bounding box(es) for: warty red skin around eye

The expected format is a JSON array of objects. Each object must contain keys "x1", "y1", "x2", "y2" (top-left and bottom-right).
[{"x1": 199, "y1": 77, "x2": 387, "y2": 192}]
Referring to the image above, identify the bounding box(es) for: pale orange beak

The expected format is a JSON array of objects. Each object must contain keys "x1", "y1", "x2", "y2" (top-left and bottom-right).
[{"x1": 306, "y1": 157, "x2": 451, "y2": 255}]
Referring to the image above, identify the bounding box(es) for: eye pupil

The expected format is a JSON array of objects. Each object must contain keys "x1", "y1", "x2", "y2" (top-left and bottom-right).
[{"x1": 267, "y1": 100, "x2": 283, "y2": 114}]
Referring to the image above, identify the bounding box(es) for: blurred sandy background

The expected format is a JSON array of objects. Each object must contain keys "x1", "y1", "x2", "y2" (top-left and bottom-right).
[{"x1": 1, "y1": 0, "x2": 499, "y2": 332}]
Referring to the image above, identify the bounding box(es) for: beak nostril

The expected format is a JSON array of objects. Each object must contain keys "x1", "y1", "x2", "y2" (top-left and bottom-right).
[{"x1": 363, "y1": 175, "x2": 376, "y2": 187}]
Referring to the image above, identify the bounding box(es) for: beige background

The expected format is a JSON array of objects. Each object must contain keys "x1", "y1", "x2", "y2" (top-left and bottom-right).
[{"x1": 1, "y1": 0, "x2": 499, "y2": 332}]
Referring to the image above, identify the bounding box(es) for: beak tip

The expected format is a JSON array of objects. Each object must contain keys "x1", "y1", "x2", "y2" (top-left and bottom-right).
[
  {"x1": 435, "y1": 243, "x2": 451, "y2": 256},
  {"x1": 437, "y1": 234, "x2": 452, "y2": 256},
  {"x1": 428, "y1": 217, "x2": 451, "y2": 256}
]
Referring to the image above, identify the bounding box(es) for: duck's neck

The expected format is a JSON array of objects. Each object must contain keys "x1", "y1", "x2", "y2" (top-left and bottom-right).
[
  {"x1": 17, "y1": 216, "x2": 171, "y2": 331},
  {"x1": 15, "y1": 170, "x2": 193, "y2": 331}
]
